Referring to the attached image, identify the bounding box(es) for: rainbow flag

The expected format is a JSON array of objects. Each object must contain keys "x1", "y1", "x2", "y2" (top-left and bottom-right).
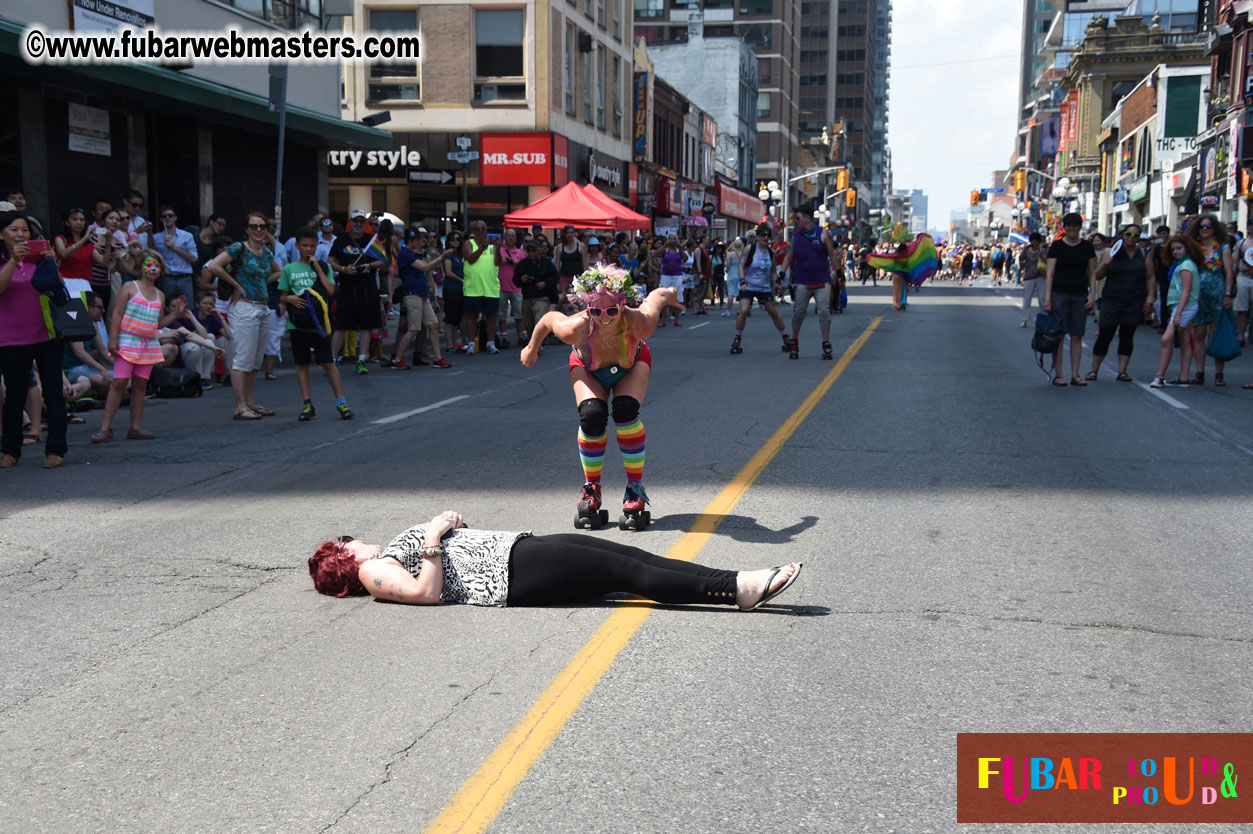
[
  {"x1": 361, "y1": 234, "x2": 389, "y2": 263},
  {"x1": 867, "y1": 233, "x2": 939, "y2": 286}
]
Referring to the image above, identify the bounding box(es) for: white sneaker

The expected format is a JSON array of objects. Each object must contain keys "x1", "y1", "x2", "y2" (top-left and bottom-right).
[
  {"x1": 1149, "y1": 376, "x2": 1166, "y2": 388},
  {"x1": 486, "y1": 342, "x2": 499, "y2": 354},
  {"x1": 721, "y1": 311, "x2": 732, "y2": 317}
]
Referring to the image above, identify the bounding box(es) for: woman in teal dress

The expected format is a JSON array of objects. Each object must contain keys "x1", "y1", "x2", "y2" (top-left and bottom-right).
[{"x1": 1186, "y1": 214, "x2": 1235, "y2": 386}]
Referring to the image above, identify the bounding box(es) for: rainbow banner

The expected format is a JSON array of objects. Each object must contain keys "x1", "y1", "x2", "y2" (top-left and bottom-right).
[{"x1": 867, "y1": 233, "x2": 939, "y2": 285}]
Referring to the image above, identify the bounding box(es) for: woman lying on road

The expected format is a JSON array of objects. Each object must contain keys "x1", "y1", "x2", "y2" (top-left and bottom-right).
[{"x1": 309, "y1": 510, "x2": 803, "y2": 610}]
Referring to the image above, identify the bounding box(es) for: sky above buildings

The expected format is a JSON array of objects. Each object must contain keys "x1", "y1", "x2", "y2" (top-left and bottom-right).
[{"x1": 887, "y1": 0, "x2": 1023, "y2": 233}]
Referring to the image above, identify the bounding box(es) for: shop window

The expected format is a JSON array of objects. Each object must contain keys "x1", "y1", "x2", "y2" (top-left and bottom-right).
[
  {"x1": 367, "y1": 8, "x2": 419, "y2": 103},
  {"x1": 474, "y1": 9, "x2": 526, "y2": 103},
  {"x1": 596, "y1": 46, "x2": 606, "y2": 130},
  {"x1": 612, "y1": 55, "x2": 622, "y2": 138},
  {"x1": 584, "y1": 45, "x2": 594, "y2": 122},
  {"x1": 565, "y1": 25, "x2": 576, "y2": 115},
  {"x1": 225, "y1": 0, "x2": 321, "y2": 29},
  {"x1": 634, "y1": 0, "x2": 664, "y2": 19}
]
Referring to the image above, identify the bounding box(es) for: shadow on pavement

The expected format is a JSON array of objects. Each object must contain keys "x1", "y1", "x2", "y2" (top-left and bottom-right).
[{"x1": 645, "y1": 512, "x2": 818, "y2": 542}]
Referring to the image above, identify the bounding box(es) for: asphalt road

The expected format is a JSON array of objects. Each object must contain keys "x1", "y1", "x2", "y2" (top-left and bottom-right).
[{"x1": 2, "y1": 279, "x2": 1251, "y2": 833}]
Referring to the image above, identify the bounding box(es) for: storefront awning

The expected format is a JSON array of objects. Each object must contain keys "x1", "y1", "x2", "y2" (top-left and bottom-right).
[{"x1": 0, "y1": 18, "x2": 390, "y2": 149}]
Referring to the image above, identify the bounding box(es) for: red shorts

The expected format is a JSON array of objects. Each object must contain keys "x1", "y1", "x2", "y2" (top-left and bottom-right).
[{"x1": 568, "y1": 340, "x2": 652, "y2": 375}]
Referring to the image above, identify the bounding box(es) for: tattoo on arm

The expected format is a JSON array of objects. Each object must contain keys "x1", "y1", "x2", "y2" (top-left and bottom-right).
[{"x1": 374, "y1": 578, "x2": 382, "y2": 589}]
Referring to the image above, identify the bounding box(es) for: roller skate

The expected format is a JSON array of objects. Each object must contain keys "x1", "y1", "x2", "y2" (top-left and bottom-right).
[
  {"x1": 574, "y1": 482, "x2": 609, "y2": 529},
  {"x1": 730, "y1": 335, "x2": 743, "y2": 354},
  {"x1": 618, "y1": 482, "x2": 652, "y2": 531}
]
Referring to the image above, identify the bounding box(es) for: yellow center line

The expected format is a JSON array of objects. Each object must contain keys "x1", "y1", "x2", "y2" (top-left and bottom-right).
[{"x1": 425, "y1": 317, "x2": 883, "y2": 834}]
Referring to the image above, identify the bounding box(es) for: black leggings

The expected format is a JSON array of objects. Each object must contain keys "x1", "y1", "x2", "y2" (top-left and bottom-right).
[
  {"x1": 506, "y1": 534, "x2": 738, "y2": 607},
  {"x1": 0, "y1": 339, "x2": 68, "y2": 459},
  {"x1": 1092, "y1": 322, "x2": 1137, "y2": 357},
  {"x1": 1093, "y1": 299, "x2": 1141, "y2": 358}
]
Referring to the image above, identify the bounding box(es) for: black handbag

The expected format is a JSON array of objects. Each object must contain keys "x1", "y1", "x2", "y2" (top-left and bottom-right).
[{"x1": 39, "y1": 292, "x2": 97, "y2": 342}]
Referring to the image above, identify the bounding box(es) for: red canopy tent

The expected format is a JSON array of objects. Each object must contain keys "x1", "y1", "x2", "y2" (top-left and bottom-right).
[
  {"x1": 503, "y1": 182, "x2": 621, "y2": 230},
  {"x1": 504, "y1": 182, "x2": 652, "y2": 231},
  {"x1": 580, "y1": 183, "x2": 652, "y2": 231}
]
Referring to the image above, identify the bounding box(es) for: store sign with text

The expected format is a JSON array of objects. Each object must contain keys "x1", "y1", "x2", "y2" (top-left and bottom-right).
[
  {"x1": 587, "y1": 150, "x2": 623, "y2": 190},
  {"x1": 480, "y1": 133, "x2": 551, "y2": 186},
  {"x1": 628, "y1": 164, "x2": 638, "y2": 205},
  {"x1": 717, "y1": 184, "x2": 763, "y2": 222},
  {"x1": 328, "y1": 145, "x2": 424, "y2": 179}
]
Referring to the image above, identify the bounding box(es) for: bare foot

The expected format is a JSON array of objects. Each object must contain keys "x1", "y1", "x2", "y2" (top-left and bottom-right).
[{"x1": 735, "y1": 562, "x2": 801, "y2": 610}]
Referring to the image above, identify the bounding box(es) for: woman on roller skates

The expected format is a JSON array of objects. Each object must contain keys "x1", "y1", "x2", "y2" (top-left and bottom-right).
[{"x1": 520, "y1": 263, "x2": 683, "y2": 530}]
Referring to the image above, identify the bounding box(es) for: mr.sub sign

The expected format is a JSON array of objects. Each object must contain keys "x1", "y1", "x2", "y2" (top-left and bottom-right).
[{"x1": 480, "y1": 133, "x2": 552, "y2": 186}]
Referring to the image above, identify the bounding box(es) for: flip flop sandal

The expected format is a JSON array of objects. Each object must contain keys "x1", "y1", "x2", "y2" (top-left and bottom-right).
[
  {"x1": 251, "y1": 405, "x2": 276, "y2": 417},
  {"x1": 1116, "y1": 372, "x2": 1133, "y2": 382},
  {"x1": 1052, "y1": 377, "x2": 1068, "y2": 387},
  {"x1": 1215, "y1": 374, "x2": 1226, "y2": 387},
  {"x1": 748, "y1": 563, "x2": 804, "y2": 611},
  {"x1": 1084, "y1": 371, "x2": 1099, "y2": 381},
  {"x1": 233, "y1": 409, "x2": 262, "y2": 420},
  {"x1": 1071, "y1": 377, "x2": 1088, "y2": 387},
  {"x1": 22, "y1": 433, "x2": 42, "y2": 446},
  {"x1": 69, "y1": 415, "x2": 86, "y2": 424}
]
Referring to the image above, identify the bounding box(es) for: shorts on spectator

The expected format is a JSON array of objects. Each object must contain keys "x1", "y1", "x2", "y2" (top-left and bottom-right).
[
  {"x1": 1235, "y1": 274, "x2": 1253, "y2": 313},
  {"x1": 113, "y1": 356, "x2": 156, "y2": 380},
  {"x1": 228, "y1": 298, "x2": 269, "y2": 372},
  {"x1": 290, "y1": 330, "x2": 334, "y2": 366},
  {"x1": 1052, "y1": 292, "x2": 1088, "y2": 337},
  {"x1": 65, "y1": 364, "x2": 97, "y2": 384},
  {"x1": 463, "y1": 295, "x2": 499, "y2": 317},
  {"x1": 659, "y1": 274, "x2": 684, "y2": 293},
  {"x1": 499, "y1": 290, "x2": 524, "y2": 323},
  {"x1": 739, "y1": 290, "x2": 773, "y2": 306},
  {"x1": 266, "y1": 309, "x2": 287, "y2": 357},
  {"x1": 403, "y1": 294, "x2": 438, "y2": 330},
  {"x1": 1166, "y1": 302, "x2": 1199, "y2": 328}
]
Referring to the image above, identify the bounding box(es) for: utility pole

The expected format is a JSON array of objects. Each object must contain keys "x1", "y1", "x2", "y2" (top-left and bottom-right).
[{"x1": 269, "y1": 62, "x2": 288, "y2": 238}]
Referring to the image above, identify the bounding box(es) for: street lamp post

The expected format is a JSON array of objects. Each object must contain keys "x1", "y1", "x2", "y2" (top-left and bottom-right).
[{"x1": 759, "y1": 180, "x2": 784, "y2": 222}]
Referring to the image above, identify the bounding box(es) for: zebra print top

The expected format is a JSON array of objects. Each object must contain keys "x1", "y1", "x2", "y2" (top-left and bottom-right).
[{"x1": 374, "y1": 524, "x2": 532, "y2": 606}]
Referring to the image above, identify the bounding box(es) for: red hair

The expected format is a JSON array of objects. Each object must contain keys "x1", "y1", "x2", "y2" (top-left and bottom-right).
[{"x1": 308, "y1": 541, "x2": 367, "y2": 597}]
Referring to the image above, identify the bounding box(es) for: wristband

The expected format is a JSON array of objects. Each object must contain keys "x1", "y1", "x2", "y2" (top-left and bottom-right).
[{"x1": 420, "y1": 544, "x2": 445, "y2": 559}]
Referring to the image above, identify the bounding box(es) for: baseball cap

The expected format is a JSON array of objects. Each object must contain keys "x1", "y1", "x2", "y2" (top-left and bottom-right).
[
  {"x1": 524, "y1": 240, "x2": 539, "y2": 250},
  {"x1": 349, "y1": 209, "x2": 367, "y2": 220},
  {"x1": 587, "y1": 236, "x2": 600, "y2": 246}
]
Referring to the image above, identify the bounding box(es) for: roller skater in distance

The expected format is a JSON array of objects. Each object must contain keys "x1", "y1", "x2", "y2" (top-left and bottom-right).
[
  {"x1": 522, "y1": 263, "x2": 683, "y2": 531},
  {"x1": 575, "y1": 482, "x2": 609, "y2": 529},
  {"x1": 619, "y1": 481, "x2": 651, "y2": 531},
  {"x1": 731, "y1": 224, "x2": 792, "y2": 355}
]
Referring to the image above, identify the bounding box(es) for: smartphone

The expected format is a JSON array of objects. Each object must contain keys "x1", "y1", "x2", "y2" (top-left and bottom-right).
[{"x1": 22, "y1": 239, "x2": 48, "y2": 263}]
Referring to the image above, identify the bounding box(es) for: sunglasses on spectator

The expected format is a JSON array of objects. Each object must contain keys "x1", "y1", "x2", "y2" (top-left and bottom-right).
[
  {"x1": 337, "y1": 535, "x2": 355, "y2": 544},
  {"x1": 587, "y1": 306, "x2": 620, "y2": 317},
  {"x1": 160, "y1": 212, "x2": 175, "y2": 218},
  {"x1": 127, "y1": 200, "x2": 143, "y2": 208},
  {"x1": 247, "y1": 223, "x2": 267, "y2": 230},
  {"x1": 1199, "y1": 223, "x2": 1214, "y2": 229}
]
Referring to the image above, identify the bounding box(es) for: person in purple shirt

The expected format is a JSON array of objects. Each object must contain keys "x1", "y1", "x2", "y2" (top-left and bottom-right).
[{"x1": 0, "y1": 211, "x2": 69, "y2": 468}]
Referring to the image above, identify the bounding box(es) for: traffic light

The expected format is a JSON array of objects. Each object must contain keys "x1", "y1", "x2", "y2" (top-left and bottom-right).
[
  {"x1": 846, "y1": 189, "x2": 857, "y2": 208},
  {"x1": 1013, "y1": 170, "x2": 1026, "y2": 192},
  {"x1": 836, "y1": 168, "x2": 849, "y2": 191},
  {"x1": 970, "y1": 190, "x2": 980, "y2": 207}
]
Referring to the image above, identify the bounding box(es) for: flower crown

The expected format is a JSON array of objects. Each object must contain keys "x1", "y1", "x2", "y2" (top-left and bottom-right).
[{"x1": 570, "y1": 264, "x2": 643, "y2": 304}]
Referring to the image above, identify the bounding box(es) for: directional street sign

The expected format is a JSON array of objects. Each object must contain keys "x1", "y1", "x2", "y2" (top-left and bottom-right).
[
  {"x1": 980, "y1": 187, "x2": 1005, "y2": 194},
  {"x1": 408, "y1": 169, "x2": 456, "y2": 184},
  {"x1": 455, "y1": 136, "x2": 472, "y2": 151},
  {"x1": 447, "y1": 151, "x2": 480, "y2": 164}
]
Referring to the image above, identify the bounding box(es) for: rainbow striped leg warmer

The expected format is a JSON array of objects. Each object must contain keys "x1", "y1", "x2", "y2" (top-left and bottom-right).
[
  {"x1": 578, "y1": 428, "x2": 607, "y2": 485},
  {"x1": 615, "y1": 417, "x2": 645, "y2": 483}
]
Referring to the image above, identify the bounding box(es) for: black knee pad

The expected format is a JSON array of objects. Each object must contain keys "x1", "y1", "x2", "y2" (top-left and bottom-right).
[
  {"x1": 577, "y1": 398, "x2": 609, "y2": 436},
  {"x1": 610, "y1": 395, "x2": 640, "y2": 424}
]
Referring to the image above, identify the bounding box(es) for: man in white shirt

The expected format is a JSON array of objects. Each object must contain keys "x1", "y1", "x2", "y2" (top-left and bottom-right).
[{"x1": 121, "y1": 188, "x2": 152, "y2": 248}]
